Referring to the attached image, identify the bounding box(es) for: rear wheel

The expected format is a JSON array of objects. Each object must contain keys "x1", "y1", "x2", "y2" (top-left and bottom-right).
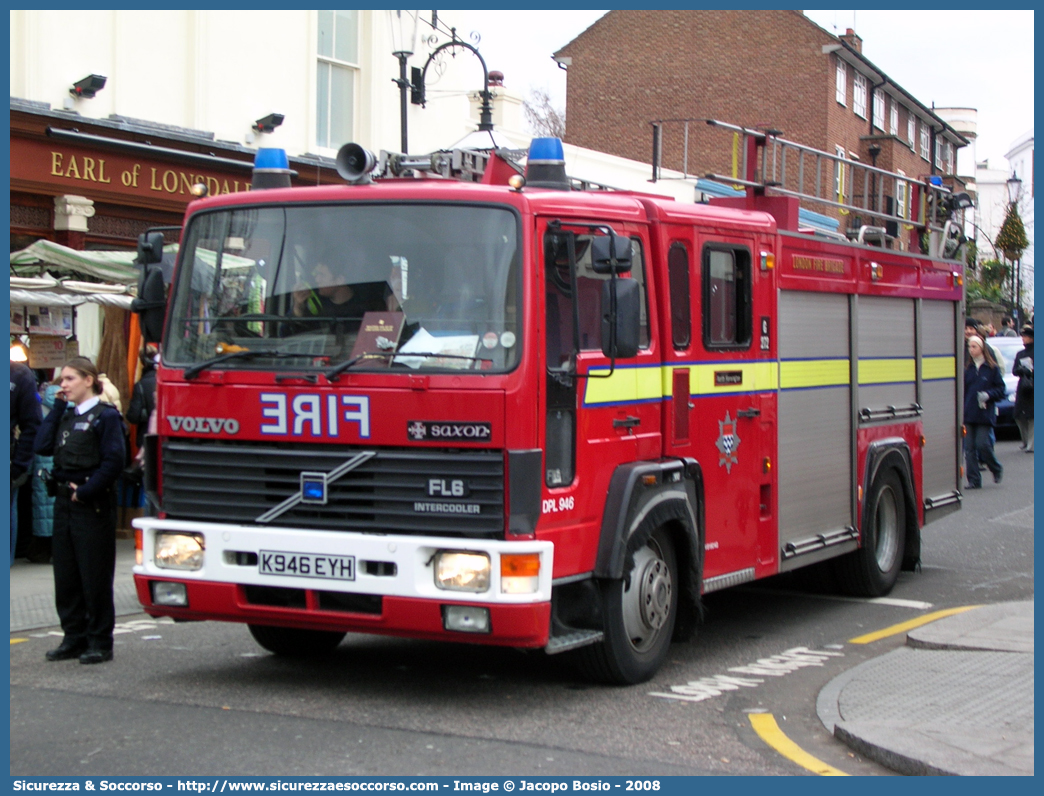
[
  {"x1": 574, "y1": 527, "x2": 678, "y2": 684},
  {"x1": 835, "y1": 469, "x2": 906, "y2": 596},
  {"x1": 247, "y1": 624, "x2": 346, "y2": 657}
]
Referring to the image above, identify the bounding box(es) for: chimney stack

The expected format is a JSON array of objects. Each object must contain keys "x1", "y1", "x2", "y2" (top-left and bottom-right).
[{"x1": 840, "y1": 28, "x2": 863, "y2": 53}]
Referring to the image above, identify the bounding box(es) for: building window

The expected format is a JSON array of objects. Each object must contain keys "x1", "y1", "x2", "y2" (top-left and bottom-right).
[
  {"x1": 944, "y1": 142, "x2": 953, "y2": 174},
  {"x1": 835, "y1": 145, "x2": 847, "y2": 201},
  {"x1": 836, "y1": 59, "x2": 847, "y2": 105},
  {"x1": 853, "y1": 73, "x2": 867, "y2": 119},
  {"x1": 907, "y1": 110, "x2": 916, "y2": 148},
  {"x1": 889, "y1": 98, "x2": 898, "y2": 136},
  {"x1": 702, "y1": 245, "x2": 751, "y2": 349},
  {"x1": 920, "y1": 123, "x2": 930, "y2": 161},
  {"x1": 896, "y1": 169, "x2": 908, "y2": 219},
  {"x1": 316, "y1": 10, "x2": 358, "y2": 150},
  {"x1": 873, "y1": 90, "x2": 885, "y2": 130}
]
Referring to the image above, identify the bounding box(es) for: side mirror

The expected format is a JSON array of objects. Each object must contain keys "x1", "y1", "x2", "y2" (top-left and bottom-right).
[
  {"x1": 131, "y1": 267, "x2": 166, "y2": 343},
  {"x1": 601, "y1": 278, "x2": 640, "y2": 359},
  {"x1": 137, "y1": 231, "x2": 164, "y2": 266},
  {"x1": 590, "y1": 234, "x2": 632, "y2": 274}
]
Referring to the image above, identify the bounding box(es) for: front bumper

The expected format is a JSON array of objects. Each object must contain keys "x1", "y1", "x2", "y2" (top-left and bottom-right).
[{"x1": 132, "y1": 517, "x2": 553, "y2": 647}]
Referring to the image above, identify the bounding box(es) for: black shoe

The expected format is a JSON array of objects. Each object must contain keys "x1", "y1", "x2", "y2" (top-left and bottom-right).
[
  {"x1": 994, "y1": 470, "x2": 1003, "y2": 484},
  {"x1": 79, "y1": 649, "x2": 113, "y2": 665},
  {"x1": 966, "y1": 483, "x2": 982, "y2": 490},
  {"x1": 45, "y1": 641, "x2": 87, "y2": 661}
]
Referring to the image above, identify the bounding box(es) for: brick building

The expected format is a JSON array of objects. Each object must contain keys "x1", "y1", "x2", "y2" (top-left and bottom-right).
[{"x1": 555, "y1": 11, "x2": 968, "y2": 233}]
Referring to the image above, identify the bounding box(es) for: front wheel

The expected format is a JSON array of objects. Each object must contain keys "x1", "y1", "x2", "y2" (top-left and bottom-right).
[
  {"x1": 574, "y1": 527, "x2": 678, "y2": 684},
  {"x1": 834, "y1": 469, "x2": 906, "y2": 596},
  {"x1": 247, "y1": 624, "x2": 346, "y2": 657}
]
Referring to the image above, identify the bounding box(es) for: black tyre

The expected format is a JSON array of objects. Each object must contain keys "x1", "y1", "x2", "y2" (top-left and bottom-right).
[
  {"x1": 247, "y1": 624, "x2": 346, "y2": 657},
  {"x1": 575, "y1": 527, "x2": 678, "y2": 684},
  {"x1": 835, "y1": 469, "x2": 906, "y2": 597}
]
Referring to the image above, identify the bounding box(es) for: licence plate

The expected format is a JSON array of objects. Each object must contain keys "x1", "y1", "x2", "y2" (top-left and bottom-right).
[{"x1": 259, "y1": 550, "x2": 355, "y2": 581}]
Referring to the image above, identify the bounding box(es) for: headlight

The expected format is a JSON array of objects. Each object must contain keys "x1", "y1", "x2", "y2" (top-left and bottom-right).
[
  {"x1": 434, "y1": 550, "x2": 490, "y2": 592},
  {"x1": 155, "y1": 532, "x2": 205, "y2": 571}
]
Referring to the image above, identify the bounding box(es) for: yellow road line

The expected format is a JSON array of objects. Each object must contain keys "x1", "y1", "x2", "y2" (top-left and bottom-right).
[
  {"x1": 849, "y1": 605, "x2": 982, "y2": 644},
  {"x1": 10, "y1": 638, "x2": 28, "y2": 645},
  {"x1": 748, "y1": 712, "x2": 849, "y2": 776}
]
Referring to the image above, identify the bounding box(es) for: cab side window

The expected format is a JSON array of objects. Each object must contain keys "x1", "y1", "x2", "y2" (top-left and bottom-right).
[
  {"x1": 567, "y1": 235, "x2": 649, "y2": 352},
  {"x1": 667, "y1": 243, "x2": 691, "y2": 349},
  {"x1": 703, "y1": 244, "x2": 751, "y2": 349}
]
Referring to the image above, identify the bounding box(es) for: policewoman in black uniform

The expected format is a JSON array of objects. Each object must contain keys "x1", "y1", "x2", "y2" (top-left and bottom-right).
[{"x1": 34, "y1": 357, "x2": 126, "y2": 664}]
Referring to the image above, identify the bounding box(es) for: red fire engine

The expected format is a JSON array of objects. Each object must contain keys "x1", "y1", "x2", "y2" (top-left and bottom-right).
[{"x1": 132, "y1": 125, "x2": 965, "y2": 684}]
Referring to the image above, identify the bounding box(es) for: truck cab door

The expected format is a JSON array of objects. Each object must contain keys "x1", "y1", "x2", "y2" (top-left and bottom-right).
[
  {"x1": 691, "y1": 237, "x2": 773, "y2": 582},
  {"x1": 541, "y1": 221, "x2": 659, "y2": 574}
]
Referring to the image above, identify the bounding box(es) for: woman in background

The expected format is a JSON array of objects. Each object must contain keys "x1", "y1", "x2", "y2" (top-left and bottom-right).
[{"x1": 963, "y1": 336, "x2": 1005, "y2": 489}]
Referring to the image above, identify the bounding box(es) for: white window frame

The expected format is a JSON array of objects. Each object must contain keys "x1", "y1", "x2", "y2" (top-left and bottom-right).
[
  {"x1": 316, "y1": 10, "x2": 359, "y2": 151},
  {"x1": 896, "y1": 169, "x2": 908, "y2": 220},
  {"x1": 919, "y1": 123, "x2": 931, "y2": 161},
  {"x1": 835, "y1": 145, "x2": 847, "y2": 201},
  {"x1": 873, "y1": 89, "x2": 885, "y2": 131},
  {"x1": 907, "y1": 110, "x2": 916, "y2": 148},
  {"x1": 853, "y1": 73, "x2": 867, "y2": 119},
  {"x1": 836, "y1": 59, "x2": 847, "y2": 105},
  {"x1": 889, "y1": 98, "x2": 899, "y2": 136}
]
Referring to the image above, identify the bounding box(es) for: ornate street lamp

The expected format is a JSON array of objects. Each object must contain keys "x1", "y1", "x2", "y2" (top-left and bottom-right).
[
  {"x1": 413, "y1": 29, "x2": 495, "y2": 133},
  {"x1": 388, "y1": 10, "x2": 420, "y2": 154},
  {"x1": 1007, "y1": 171, "x2": 1023, "y2": 205},
  {"x1": 1006, "y1": 171, "x2": 1024, "y2": 323}
]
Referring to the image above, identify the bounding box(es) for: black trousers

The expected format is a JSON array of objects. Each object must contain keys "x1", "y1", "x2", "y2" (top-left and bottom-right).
[{"x1": 52, "y1": 490, "x2": 117, "y2": 651}]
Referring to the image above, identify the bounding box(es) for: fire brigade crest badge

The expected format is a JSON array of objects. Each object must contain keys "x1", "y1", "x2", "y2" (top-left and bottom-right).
[
  {"x1": 408, "y1": 421, "x2": 427, "y2": 441},
  {"x1": 715, "y1": 411, "x2": 741, "y2": 473}
]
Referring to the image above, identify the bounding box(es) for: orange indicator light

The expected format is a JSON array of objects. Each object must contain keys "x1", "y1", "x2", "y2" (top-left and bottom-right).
[{"x1": 501, "y1": 554, "x2": 540, "y2": 578}]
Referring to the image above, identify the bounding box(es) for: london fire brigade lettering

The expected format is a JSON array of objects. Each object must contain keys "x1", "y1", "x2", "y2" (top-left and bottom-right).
[
  {"x1": 260, "y1": 393, "x2": 370, "y2": 438},
  {"x1": 407, "y1": 421, "x2": 492, "y2": 441},
  {"x1": 167, "y1": 416, "x2": 240, "y2": 434},
  {"x1": 791, "y1": 255, "x2": 846, "y2": 274}
]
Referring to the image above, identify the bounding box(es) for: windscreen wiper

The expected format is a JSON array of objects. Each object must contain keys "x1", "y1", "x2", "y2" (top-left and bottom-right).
[
  {"x1": 324, "y1": 352, "x2": 395, "y2": 382},
  {"x1": 388, "y1": 353, "x2": 483, "y2": 367},
  {"x1": 183, "y1": 350, "x2": 314, "y2": 380},
  {"x1": 325, "y1": 351, "x2": 484, "y2": 381}
]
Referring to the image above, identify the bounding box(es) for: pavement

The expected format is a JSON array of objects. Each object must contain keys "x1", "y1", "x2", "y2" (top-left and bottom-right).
[
  {"x1": 817, "y1": 600, "x2": 1034, "y2": 776},
  {"x1": 9, "y1": 537, "x2": 140, "y2": 633},
  {"x1": 8, "y1": 541, "x2": 1035, "y2": 776}
]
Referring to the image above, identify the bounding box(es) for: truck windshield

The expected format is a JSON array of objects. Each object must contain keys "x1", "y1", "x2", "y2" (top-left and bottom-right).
[{"x1": 164, "y1": 203, "x2": 522, "y2": 373}]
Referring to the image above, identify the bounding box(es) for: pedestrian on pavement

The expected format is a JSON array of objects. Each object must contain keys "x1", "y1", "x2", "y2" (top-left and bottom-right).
[
  {"x1": 34, "y1": 357, "x2": 127, "y2": 664},
  {"x1": 27, "y1": 382, "x2": 62, "y2": 564},
  {"x1": 1012, "y1": 325, "x2": 1034, "y2": 453},
  {"x1": 999, "y1": 316, "x2": 1019, "y2": 337},
  {"x1": 125, "y1": 343, "x2": 157, "y2": 446},
  {"x1": 963, "y1": 336, "x2": 1005, "y2": 489},
  {"x1": 10, "y1": 359, "x2": 43, "y2": 566}
]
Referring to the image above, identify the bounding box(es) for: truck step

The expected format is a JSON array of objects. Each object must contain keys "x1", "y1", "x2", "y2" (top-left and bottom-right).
[{"x1": 545, "y1": 629, "x2": 604, "y2": 655}]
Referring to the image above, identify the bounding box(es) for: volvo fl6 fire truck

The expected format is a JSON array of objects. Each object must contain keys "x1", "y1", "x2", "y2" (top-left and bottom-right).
[{"x1": 133, "y1": 125, "x2": 965, "y2": 684}]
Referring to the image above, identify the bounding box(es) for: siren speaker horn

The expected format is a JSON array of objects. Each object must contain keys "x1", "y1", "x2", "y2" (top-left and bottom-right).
[{"x1": 336, "y1": 143, "x2": 377, "y2": 183}]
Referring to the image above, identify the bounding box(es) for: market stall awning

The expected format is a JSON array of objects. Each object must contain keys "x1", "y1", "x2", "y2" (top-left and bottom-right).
[{"x1": 10, "y1": 239, "x2": 177, "y2": 284}]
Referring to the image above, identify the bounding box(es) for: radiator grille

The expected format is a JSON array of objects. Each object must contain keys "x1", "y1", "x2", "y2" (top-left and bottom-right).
[{"x1": 161, "y1": 439, "x2": 504, "y2": 538}]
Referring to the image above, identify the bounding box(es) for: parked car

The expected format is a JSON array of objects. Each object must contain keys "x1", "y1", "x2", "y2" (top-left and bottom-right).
[{"x1": 987, "y1": 336, "x2": 1024, "y2": 431}]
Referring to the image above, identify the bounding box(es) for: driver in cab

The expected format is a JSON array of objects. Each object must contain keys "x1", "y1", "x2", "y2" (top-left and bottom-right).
[{"x1": 289, "y1": 257, "x2": 399, "y2": 335}]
